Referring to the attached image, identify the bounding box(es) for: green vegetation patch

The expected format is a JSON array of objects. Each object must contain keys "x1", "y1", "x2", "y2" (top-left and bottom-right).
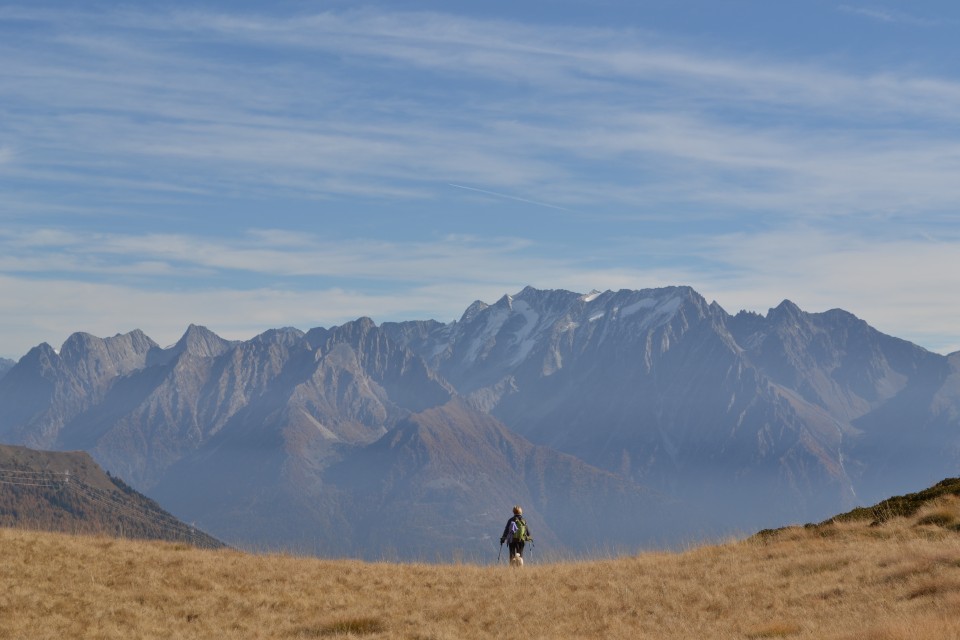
[
  {"x1": 753, "y1": 478, "x2": 960, "y2": 542},
  {"x1": 827, "y1": 478, "x2": 960, "y2": 526}
]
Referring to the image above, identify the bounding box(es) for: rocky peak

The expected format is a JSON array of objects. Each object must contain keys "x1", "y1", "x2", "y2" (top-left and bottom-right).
[
  {"x1": 767, "y1": 299, "x2": 804, "y2": 324},
  {"x1": 17, "y1": 343, "x2": 61, "y2": 373},
  {"x1": 251, "y1": 327, "x2": 305, "y2": 348},
  {"x1": 118, "y1": 329, "x2": 159, "y2": 355},
  {"x1": 353, "y1": 316, "x2": 379, "y2": 332},
  {"x1": 59, "y1": 330, "x2": 158, "y2": 379},
  {"x1": 58, "y1": 332, "x2": 100, "y2": 362},
  {"x1": 322, "y1": 317, "x2": 380, "y2": 351},
  {"x1": 517, "y1": 284, "x2": 545, "y2": 298},
  {"x1": 493, "y1": 293, "x2": 513, "y2": 310},
  {"x1": 458, "y1": 300, "x2": 489, "y2": 324},
  {"x1": 580, "y1": 289, "x2": 604, "y2": 302},
  {"x1": 514, "y1": 287, "x2": 582, "y2": 316},
  {"x1": 171, "y1": 324, "x2": 233, "y2": 359},
  {"x1": 0, "y1": 343, "x2": 71, "y2": 447}
]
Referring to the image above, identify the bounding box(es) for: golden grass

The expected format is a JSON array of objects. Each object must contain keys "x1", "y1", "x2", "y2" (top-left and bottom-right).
[
  {"x1": 4, "y1": 514, "x2": 960, "y2": 639},
  {"x1": 913, "y1": 495, "x2": 960, "y2": 530}
]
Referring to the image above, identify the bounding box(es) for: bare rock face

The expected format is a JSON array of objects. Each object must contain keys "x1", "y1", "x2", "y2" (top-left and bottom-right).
[{"x1": 2, "y1": 287, "x2": 959, "y2": 558}]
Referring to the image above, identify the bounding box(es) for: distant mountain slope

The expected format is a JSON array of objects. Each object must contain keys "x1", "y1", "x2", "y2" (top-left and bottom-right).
[
  {"x1": 327, "y1": 399, "x2": 676, "y2": 558},
  {"x1": 0, "y1": 444, "x2": 224, "y2": 548},
  {"x1": 0, "y1": 357, "x2": 13, "y2": 381},
  {"x1": 151, "y1": 399, "x2": 674, "y2": 559}
]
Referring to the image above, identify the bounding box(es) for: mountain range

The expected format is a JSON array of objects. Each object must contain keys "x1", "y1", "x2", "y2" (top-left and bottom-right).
[{"x1": 1, "y1": 286, "x2": 958, "y2": 558}]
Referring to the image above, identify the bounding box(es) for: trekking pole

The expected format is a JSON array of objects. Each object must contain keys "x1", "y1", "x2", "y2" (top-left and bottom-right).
[{"x1": 497, "y1": 542, "x2": 503, "y2": 564}]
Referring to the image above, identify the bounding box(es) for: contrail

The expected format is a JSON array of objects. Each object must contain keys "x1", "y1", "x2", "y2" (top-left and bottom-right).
[{"x1": 448, "y1": 183, "x2": 571, "y2": 212}]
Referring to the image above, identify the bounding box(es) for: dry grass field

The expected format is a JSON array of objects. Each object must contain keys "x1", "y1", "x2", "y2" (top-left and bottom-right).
[{"x1": 5, "y1": 499, "x2": 960, "y2": 639}]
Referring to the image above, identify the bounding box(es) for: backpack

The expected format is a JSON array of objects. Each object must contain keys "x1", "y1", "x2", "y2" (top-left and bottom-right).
[{"x1": 513, "y1": 516, "x2": 528, "y2": 542}]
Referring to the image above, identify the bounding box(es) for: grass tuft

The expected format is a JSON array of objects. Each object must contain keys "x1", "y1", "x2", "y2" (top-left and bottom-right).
[
  {"x1": 745, "y1": 622, "x2": 802, "y2": 638},
  {"x1": 912, "y1": 496, "x2": 960, "y2": 530},
  {"x1": 293, "y1": 617, "x2": 386, "y2": 637},
  {"x1": 906, "y1": 580, "x2": 960, "y2": 600}
]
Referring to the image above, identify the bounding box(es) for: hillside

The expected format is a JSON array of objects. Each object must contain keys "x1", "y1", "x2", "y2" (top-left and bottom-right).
[
  {"x1": 749, "y1": 476, "x2": 960, "y2": 539},
  {"x1": 824, "y1": 476, "x2": 960, "y2": 526},
  {"x1": 4, "y1": 498, "x2": 960, "y2": 639},
  {"x1": 0, "y1": 444, "x2": 224, "y2": 548}
]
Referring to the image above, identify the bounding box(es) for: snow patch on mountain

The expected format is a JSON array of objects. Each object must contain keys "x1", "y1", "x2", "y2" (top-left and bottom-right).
[
  {"x1": 621, "y1": 294, "x2": 683, "y2": 331},
  {"x1": 509, "y1": 300, "x2": 541, "y2": 365},
  {"x1": 620, "y1": 297, "x2": 658, "y2": 318},
  {"x1": 300, "y1": 409, "x2": 340, "y2": 441},
  {"x1": 462, "y1": 305, "x2": 512, "y2": 364}
]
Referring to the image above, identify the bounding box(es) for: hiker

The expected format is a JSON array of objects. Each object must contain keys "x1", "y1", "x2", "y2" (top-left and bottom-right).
[{"x1": 500, "y1": 505, "x2": 532, "y2": 566}]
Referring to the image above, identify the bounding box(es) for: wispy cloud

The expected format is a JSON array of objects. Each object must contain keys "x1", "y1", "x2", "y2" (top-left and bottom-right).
[
  {"x1": 0, "y1": 228, "x2": 543, "y2": 284},
  {"x1": 448, "y1": 184, "x2": 572, "y2": 212},
  {"x1": 2, "y1": 225, "x2": 959, "y2": 357},
  {"x1": 837, "y1": 5, "x2": 939, "y2": 27},
  {"x1": 3, "y1": 7, "x2": 960, "y2": 218}
]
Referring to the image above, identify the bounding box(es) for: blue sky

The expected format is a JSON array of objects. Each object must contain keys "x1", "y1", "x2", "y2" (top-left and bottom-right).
[{"x1": 2, "y1": 1, "x2": 959, "y2": 358}]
